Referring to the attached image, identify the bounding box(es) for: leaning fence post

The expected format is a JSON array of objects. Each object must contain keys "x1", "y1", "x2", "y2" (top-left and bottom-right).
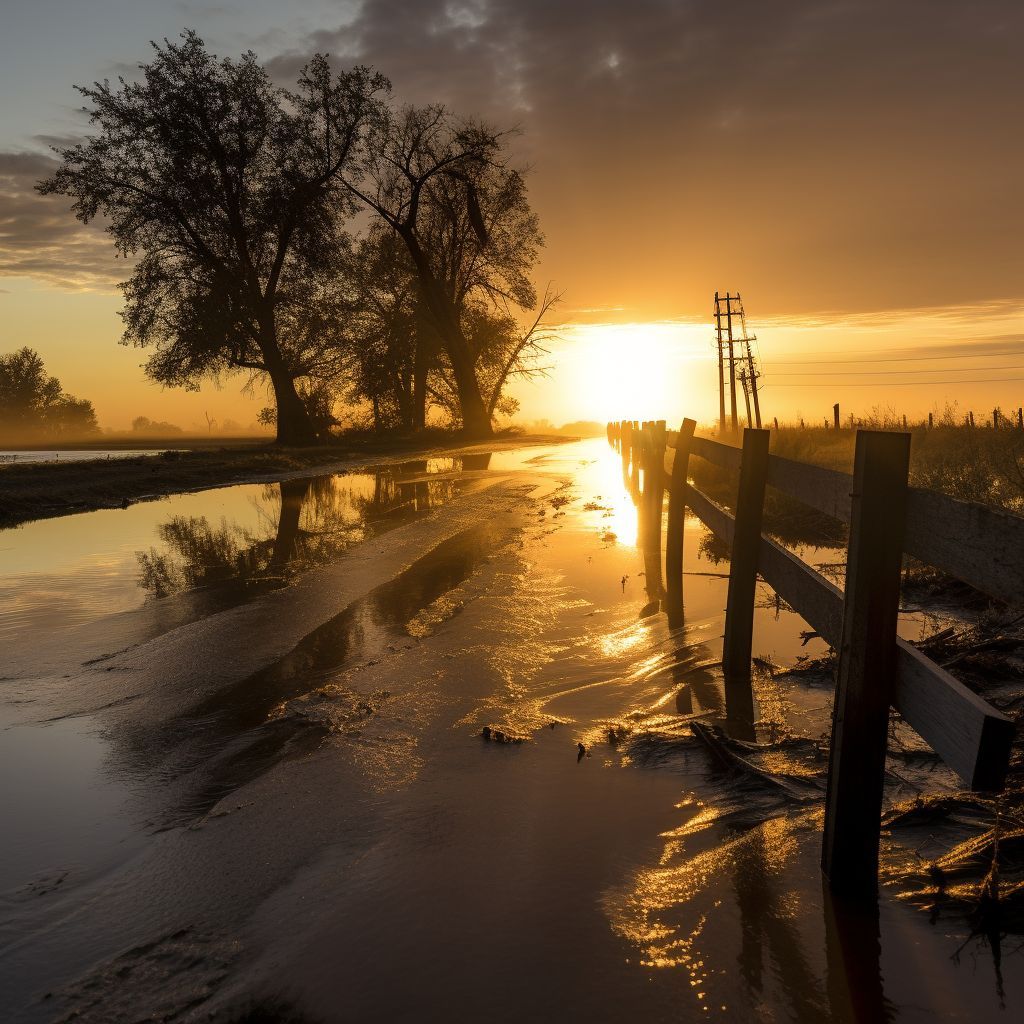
[
  {"x1": 722, "y1": 428, "x2": 771, "y2": 683},
  {"x1": 666, "y1": 418, "x2": 697, "y2": 621},
  {"x1": 821, "y1": 430, "x2": 911, "y2": 894}
]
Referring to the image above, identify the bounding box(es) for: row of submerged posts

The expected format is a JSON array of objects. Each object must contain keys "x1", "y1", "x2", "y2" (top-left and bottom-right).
[{"x1": 606, "y1": 418, "x2": 1018, "y2": 895}]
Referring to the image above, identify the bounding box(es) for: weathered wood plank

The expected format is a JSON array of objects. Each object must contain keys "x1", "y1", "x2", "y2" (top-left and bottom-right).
[
  {"x1": 686, "y1": 483, "x2": 735, "y2": 546},
  {"x1": 759, "y1": 452, "x2": 1024, "y2": 607},
  {"x1": 666, "y1": 419, "x2": 696, "y2": 616},
  {"x1": 757, "y1": 535, "x2": 844, "y2": 645},
  {"x1": 823, "y1": 431, "x2": 910, "y2": 892},
  {"x1": 905, "y1": 488, "x2": 1024, "y2": 606},
  {"x1": 892, "y1": 641, "x2": 1014, "y2": 791},
  {"x1": 690, "y1": 435, "x2": 742, "y2": 473},
  {"x1": 766, "y1": 455, "x2": 853, "y2": 524}
]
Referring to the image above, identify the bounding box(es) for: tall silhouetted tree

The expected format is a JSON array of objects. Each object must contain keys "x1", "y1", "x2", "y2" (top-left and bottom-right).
[
  {"x1": 342, "y1": 105, "x2": 543, "y2": 437},
  {"x1": 39, "y1": 31, "x2": 387, "y2": 445}
]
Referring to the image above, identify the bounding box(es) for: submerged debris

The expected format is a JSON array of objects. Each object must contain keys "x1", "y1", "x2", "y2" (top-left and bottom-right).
[
  {"x1": 480, "y1": 725, "x2": 527, "y2": 744},
  {"x1": 689, "y1": 722, "x2": 822, "y2": 800},
  {"x1": 268, "y1": 685, "x2": 389, "y2": 734}
]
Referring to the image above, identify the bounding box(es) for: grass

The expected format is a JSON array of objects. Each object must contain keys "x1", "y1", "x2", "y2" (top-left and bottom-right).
[
  {"x1": 692, "y1": 421, "x2": 1024, "y2": 513},
  {"x1": 766, "y1": 423, "x2": 1024, "y2": 512}
]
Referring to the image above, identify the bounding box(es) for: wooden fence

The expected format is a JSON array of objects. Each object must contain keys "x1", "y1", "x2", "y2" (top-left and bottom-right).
[{"x1": 606, "y1": 418, "x2": 1018, "y2": 894}]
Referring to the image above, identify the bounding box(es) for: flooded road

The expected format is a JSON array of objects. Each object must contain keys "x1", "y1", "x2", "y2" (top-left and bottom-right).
[{"x1": 0, "y1": 439, "x2": 1017, "y2": 1021}]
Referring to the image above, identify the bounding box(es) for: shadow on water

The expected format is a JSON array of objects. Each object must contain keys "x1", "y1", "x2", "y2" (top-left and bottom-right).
[{"x1": 134, "y1": 518, "x2": 508, "y2": 829}]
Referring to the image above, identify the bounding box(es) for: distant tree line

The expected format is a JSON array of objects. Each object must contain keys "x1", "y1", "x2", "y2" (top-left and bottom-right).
[
  {"x1": 40, "y1": 31, "x2": 555, "y2": 445},
  {"x1": 0, "y1": 347, "x2": 99, "y2": 442}
]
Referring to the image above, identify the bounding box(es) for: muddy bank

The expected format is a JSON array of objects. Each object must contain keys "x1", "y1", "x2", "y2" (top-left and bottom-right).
[{"x1": 0, "y1": 432, "x2": 566, "y2": 529}]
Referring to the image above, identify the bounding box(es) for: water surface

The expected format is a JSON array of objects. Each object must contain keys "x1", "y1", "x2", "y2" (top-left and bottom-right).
[{"x1": 0, "y1": 439, "x2": 1015, "y2": 1022}]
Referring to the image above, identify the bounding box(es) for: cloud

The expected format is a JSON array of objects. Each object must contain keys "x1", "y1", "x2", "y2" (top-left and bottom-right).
[
  {"x1": 7, "y1": 0, "x2": 1024, "y2": 314},
  {"x1": 0, "y1": 150, "x2": 124, "y2": 291},
  {"x1": 268, "y1": 0, "x2": 1024, "y2": 315}
]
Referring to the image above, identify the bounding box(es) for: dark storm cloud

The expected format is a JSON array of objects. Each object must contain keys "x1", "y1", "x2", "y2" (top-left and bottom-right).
[
  {"x1": 4, "y1": 0, "x2": 1023, "y2": 312},
  {"x1": 0, "y1": 151, "x2": 122, "y2": 290},
  {"x1": 269, "y1": 0, "x2": 1024, "y2": 314}
]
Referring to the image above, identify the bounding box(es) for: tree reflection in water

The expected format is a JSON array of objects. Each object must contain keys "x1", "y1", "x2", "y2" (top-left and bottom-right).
[{"x1": 136, "y1": 468, "x2": 466, "y2": 600}]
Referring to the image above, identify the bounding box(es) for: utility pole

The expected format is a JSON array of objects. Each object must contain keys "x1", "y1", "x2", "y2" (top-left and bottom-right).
[
  {"x1": 714, "y1": 291, "x2": 763, "y2": 433},
  {"x1": 714, "y1": 292, "x2": 726, "y2": 434},
  {"x1": 726, "y1": 293, "x2": 738, "y2": 433},
  {"x1": 714, "y1": 292, "x2": 741, "y2": 434}
]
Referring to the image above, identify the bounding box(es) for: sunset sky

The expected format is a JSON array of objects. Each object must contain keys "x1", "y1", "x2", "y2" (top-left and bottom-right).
[{"x1": 2, "y1": 0, "x2": 1023, "y2": 431}]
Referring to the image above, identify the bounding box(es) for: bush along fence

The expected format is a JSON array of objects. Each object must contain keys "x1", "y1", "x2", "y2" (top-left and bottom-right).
[{"x1": 605, "y1": 418, "x2": 1018, "y2": 895}]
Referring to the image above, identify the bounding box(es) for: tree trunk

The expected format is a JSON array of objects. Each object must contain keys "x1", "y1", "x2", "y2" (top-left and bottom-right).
[
  {"x1": 258, "y1": 316, "x2": 317, "y2": 446},
  {"x1": 399, "y1": 231, "x2": 492, "y2": 438},
  {"x1": 270, "y1": 368, "x2": 317, "y2": 446},
  {"x1": 412, "y1": 314, "x2": 435, "y2": 431}
]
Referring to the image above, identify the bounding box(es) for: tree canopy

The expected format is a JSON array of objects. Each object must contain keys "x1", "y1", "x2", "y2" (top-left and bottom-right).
[{"x1": 0, "y1": 347, "x2": 99, "y2": 442}]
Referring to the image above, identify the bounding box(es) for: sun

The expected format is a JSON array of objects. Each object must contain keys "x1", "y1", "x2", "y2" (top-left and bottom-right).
[{"x1": 567, "y1": 322, "x2": 711, "y2": 424}]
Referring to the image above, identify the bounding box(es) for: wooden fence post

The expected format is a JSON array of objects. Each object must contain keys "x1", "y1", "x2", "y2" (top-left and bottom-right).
[
  {"x1": 822, "y1": 430, "x2": 911, "y2": 893},
  {"x1": 630, "y1": 426, "x2": 642, "y2": 502},
  {"x1": 721, "y1": 428, "x2": 771, "y2": 682},
  {"x1": 833, "y1": 403, "x2": 840, "y2": 430},
  {"x1": 928, "y1": 412, "x2": 933, "y2": 430},
  {"x1": 637, "y1": 425, "x2": 652, "y2": 540},
  {"x1": 649, "y1": 422, "x2": 666, "y2": 539},
  {"x1": 720, "y1": 428, "x2": 769, "y2": 739},
  {"x1": 666, "y1": 418, "x2": 697, "y2": 620}
]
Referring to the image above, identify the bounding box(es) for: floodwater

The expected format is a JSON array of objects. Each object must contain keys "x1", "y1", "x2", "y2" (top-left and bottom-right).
[{"x1": 0, "y1": 439, "x2": 1017, "y2": 1022}]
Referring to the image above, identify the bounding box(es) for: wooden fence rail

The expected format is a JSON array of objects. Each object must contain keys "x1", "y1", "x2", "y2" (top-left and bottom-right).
[{"x1": 607, "y1": 418, "x2": 1017, "y2": 894}]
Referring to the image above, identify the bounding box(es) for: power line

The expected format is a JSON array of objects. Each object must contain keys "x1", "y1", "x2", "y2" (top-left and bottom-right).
[
  {"x1": 767, "y1": 349, "x2": 1020, "y2": 366},
  {"x1": 764, "y1": 376, "x2": 1024, "y2": 388},
  {"x1": 771, "y1": 364, "x2": 1024, "y2": 377}
]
